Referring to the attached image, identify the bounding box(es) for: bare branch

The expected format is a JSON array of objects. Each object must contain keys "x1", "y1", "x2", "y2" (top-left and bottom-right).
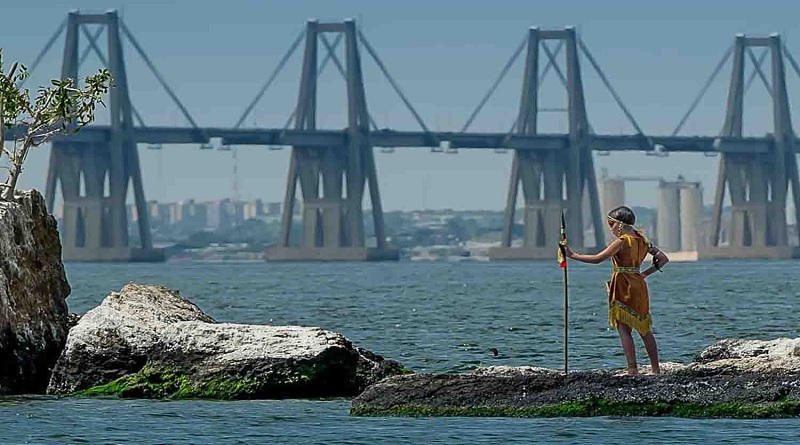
[{"x1": 0, "y1": 54, "x2": 110, "y2": 200}]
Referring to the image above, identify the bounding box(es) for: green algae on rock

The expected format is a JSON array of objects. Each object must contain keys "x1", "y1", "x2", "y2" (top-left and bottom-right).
[
  {"x1": 351, "y1": 399, "x2": 800, "y2": 419},
  {"x1": 76, "y1": 367, "x2": 261, "y2": 399}
]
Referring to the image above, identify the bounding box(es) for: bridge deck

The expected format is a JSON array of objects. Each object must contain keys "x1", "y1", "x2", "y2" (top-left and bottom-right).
[{"x1": 5, "y1": 126, "x2": 775, "y2": 153}]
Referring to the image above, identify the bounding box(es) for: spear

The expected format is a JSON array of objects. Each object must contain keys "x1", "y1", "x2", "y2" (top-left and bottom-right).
[{"x1": 557, "y1": 210, "x2": 569, "y2": 374}]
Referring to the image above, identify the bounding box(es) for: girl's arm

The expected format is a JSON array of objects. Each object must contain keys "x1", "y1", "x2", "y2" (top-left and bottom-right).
[
  {"x1": 641, "y1": 245, "x2": 670, "y2": 278},
  {"x1": 565, "y1": 238, "x2": 623, "y2": 264}
]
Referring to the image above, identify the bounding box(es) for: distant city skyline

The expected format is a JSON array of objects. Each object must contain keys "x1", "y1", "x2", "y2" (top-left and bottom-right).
[{"x1": 4, "y1": 0, "x2": 800, "y2": 210}]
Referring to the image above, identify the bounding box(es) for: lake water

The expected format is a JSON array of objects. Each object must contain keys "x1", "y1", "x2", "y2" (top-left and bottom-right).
[{"x1": 1, "y1": 260, "x2": 799, "y2": 444}]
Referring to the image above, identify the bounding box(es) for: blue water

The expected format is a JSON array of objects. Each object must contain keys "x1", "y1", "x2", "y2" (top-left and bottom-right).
[{"x1": 2, "y1": 260, "x2": 799, "y2": 444}]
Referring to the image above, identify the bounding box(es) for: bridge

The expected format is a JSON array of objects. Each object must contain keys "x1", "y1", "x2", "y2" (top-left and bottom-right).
[{"x1": 8, "y1": 10, "x2": 800, "y2": 261}]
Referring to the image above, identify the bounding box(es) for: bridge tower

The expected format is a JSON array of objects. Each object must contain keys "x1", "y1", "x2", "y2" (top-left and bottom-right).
[
  {"x1": 44, "y1": 11, "x2": 161, "y2": 262},
  {"x1": 265, "y1": 20, "x2": 398, "y2": 261},
  {"x1": 490, "y1": 27, "x2": 603, "y2": 260},
  {"x1": 706, "y1": 33, "x2": 800, "y2": 258}
]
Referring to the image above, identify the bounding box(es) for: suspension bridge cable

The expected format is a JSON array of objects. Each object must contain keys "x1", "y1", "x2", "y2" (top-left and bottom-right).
[
  {"x1": 464, "y1": 38, "x2": 567, "y2": 134},
  {"x1": 80, "y1": 25, "x2": 147, "y2": 127},
  {"x1": 671, "y1": 44, "x2": 734, "y2": 136},
  {"x1": 319, "y1": 33, "x2": 379, "y2": 131},
  {"x1": 540, "y1": 41, "x2": 595, "y2": 135},
  {"x1": 281, "y1": 34, "x2": 344, "y2": 130},
  {"x1": 541, "y1": 41, "x2": 568, "y2": 88},
  {"x1": 20, "y1": 17, "x2": 67, "y2": 87},
  {"x1": 744, "y1": 48, "x2": 769, "y2": 93},
  {"x1": 460, "y1": 34, "x2": 527, "y2": 132},
  {"x1": 78, "y1": 26, "x2": 104, "y2": 67},
  {"x1": 781, "y1": 43, "x2": 800, "y2": 86},
  {"x1": 746, "y1": 47, "x2": 773, "y2": 97},
  {"x1": 578, "y1": 36, "x2": 646, "y2": 136},
  {"x1": 119, "y1": 20, "x2": 201, "y2": 130},
  {"x1": 500, "y1": 41, "x2": 577, "y2": 146},
  {"x1": 357, "y1": 29, "x2": 435, "y2": 139},
  {"x1": 235, "y1": 28, "x2": 305, "y2": 129}
]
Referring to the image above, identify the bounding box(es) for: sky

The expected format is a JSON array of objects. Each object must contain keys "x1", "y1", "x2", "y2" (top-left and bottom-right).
[{"x1": 3, "y1": 0, "x2": 800, "y2": 211}]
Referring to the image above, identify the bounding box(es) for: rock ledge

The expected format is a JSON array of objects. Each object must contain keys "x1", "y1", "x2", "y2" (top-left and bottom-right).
[{"x1": 351, "y1": 338, "x2": 800, "y2": 419}]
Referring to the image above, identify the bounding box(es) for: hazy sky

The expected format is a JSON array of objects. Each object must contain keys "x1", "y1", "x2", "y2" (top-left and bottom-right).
[{"x1": 3, "y1": 0, "x2": 799, "y2": 210}]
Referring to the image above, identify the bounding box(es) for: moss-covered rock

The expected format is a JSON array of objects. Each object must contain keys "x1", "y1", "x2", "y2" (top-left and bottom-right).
[
  {"x1": 351, "y1": 399, "x2": 800, "y2": 419},
  {"x1": 49, "y1": 283, "x2": 407, "y2": 399},
  {"x1": 76, "y1": 366, "x2": 262, "y2": 399},
  {"x1": 351, "y1": 354, "x2": 800, "y2": 419}
]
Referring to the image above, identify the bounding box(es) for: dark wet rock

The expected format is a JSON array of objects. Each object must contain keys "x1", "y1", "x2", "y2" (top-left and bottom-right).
[
  {"x1": 351, "y1": 339, "x2": 800, "y2": 418},
  {"x1": 0, "y1": 190, "x2": 71, "y2": 394},
  {"x1": 48, "y1": 283, "x2": 407, "y2": 399},
  {"x1": 65, "y1": 313, "x2": 82, "y2": 330}
]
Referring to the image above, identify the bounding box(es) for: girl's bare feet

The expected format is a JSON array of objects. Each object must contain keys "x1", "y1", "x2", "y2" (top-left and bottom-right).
[
  {"x1": 641, "y1": 364, "x2": 660, "y2": 376},
  {"x1": 626, "y1": 367, "x2": 640, "y2": 376}
]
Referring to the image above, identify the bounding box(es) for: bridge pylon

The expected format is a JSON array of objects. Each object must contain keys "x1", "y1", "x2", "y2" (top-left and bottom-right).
[
  {"x1": 703, "y1": 33, "x2": 800, "y2": 259},
  {"x1": 265, "y1": 20, "x2": 398, "y2": 261},
  {"x1": 44, "y1": 10, "x2": 162, "y2": 262},
  {"x1": 490, "y1": 27, "x2": 604, "y2": 260}
]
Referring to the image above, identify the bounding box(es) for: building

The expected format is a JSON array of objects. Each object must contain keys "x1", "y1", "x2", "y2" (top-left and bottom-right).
[
  {"x1": 243, "y1": 199, "x2": 264, "y2": 220},
  {"x1": 266, "y1": 202, "x2": 281, "y2": 216}
]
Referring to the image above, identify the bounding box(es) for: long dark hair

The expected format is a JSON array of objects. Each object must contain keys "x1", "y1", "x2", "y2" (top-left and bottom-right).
[{"x1": 608, "y1": 206, "x2": 635, "y2": 226}]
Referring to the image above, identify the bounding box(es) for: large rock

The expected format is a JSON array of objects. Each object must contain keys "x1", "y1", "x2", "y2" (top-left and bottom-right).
[
  {"x1": 351, "y1": 338, "x2": 800, "y2": 418},
  {"x1": 48, "y1": 283, "x2": 407, "y2": 398},
  {"x1": 0, "y1": 190, "x2": 70, "y2": 394},
  {"x1": 47, "y1": 283, "x2": 214, "y2": 394}
]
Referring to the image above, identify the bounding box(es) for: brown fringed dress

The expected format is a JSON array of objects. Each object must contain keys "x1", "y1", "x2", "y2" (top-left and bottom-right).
[{"x1": 606, "y1": 233, "x2": 653, "y2": 335}]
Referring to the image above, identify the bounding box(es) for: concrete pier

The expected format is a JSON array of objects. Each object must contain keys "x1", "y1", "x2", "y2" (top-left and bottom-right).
[
  {"x1": 656, "y1": 182, "x2": 682, "y2": 252},
  {"x1": 46, "y1": 12, "x2": 160, "y2": 263},
  {"x1": 698, "y1": 246, "x2": 799, "y2": 260},
  {"x1": 63, "y1": 247, "x2": 165, "y2": 262},
  {"x1": 600, "y1": 177, "x2": 625, "y2": 243},
  {"x1": 706, "y1": 33, "x2": 800, "y2": 256},
  {"x1": 680, "y1": 184, "x2": 703, "y2": 251},
  {"x1": 264, "y1": 247, "x2": 399, "y2": 262},
  {"x1": 272, "y1": 20, "x2": 394, "y2": 261},
  {"x1": 490, "y1": 27, "x2": 604, "y2": 261}
]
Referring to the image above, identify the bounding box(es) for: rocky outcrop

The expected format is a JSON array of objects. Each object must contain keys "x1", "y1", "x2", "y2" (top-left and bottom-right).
[
  {"x1": 47, "y1": 283, "x2": 214, "y2": 394},
  {"x1": 351, "y1": 338, "x2": 800, "y2": 418},
  {"x1": 0, "y1": 190, "x2": 70, "y2": 394},
  {"x1": 48, "y1": 283, "x2": 407, "y2": 399}
]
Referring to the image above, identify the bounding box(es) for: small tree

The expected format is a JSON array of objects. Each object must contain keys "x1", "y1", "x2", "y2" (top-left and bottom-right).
[{"x1": 0, "y1": 49, "x2": 112, "y2": 201}]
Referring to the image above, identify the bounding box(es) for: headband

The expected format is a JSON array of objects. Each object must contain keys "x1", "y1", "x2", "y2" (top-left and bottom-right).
[{"x1": 606, "y1": 215, "x2": 632, "y2": 227}]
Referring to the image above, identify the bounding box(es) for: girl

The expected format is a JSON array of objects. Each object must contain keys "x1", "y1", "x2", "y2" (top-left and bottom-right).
[{"x1": 563, "y1": 206, "x2": 669, "y2": 376}]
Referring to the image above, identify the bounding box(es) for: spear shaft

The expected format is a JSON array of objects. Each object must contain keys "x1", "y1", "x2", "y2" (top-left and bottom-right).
[{"x1": 560, "y1": 210, "x2": 569, "y2": 374}]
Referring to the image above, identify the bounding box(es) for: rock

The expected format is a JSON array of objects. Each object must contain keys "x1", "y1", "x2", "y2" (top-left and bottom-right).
[
  {"x1": 47, "y1": 283, "x2": 214, "y2": 394},
  {"x1": 65, "y1": 313, "x2": 82, "y2": 330},
  {"x1": 48, "y1": 283, "x2": 407, "y2": 399},
  {"x1": 691, "y1": 338, "x2": 800, "y2": 373},
  {"x1": 0, "y1": 190, "x2": 70, "y2": 394},
  {"x1": 351, "y1": 339, "x2": 800, "y2": 419}
]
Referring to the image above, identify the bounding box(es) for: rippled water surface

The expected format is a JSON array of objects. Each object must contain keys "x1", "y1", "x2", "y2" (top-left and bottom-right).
[{"x1": 2, "y1": 260, "x2": 799, "y2": 444}]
